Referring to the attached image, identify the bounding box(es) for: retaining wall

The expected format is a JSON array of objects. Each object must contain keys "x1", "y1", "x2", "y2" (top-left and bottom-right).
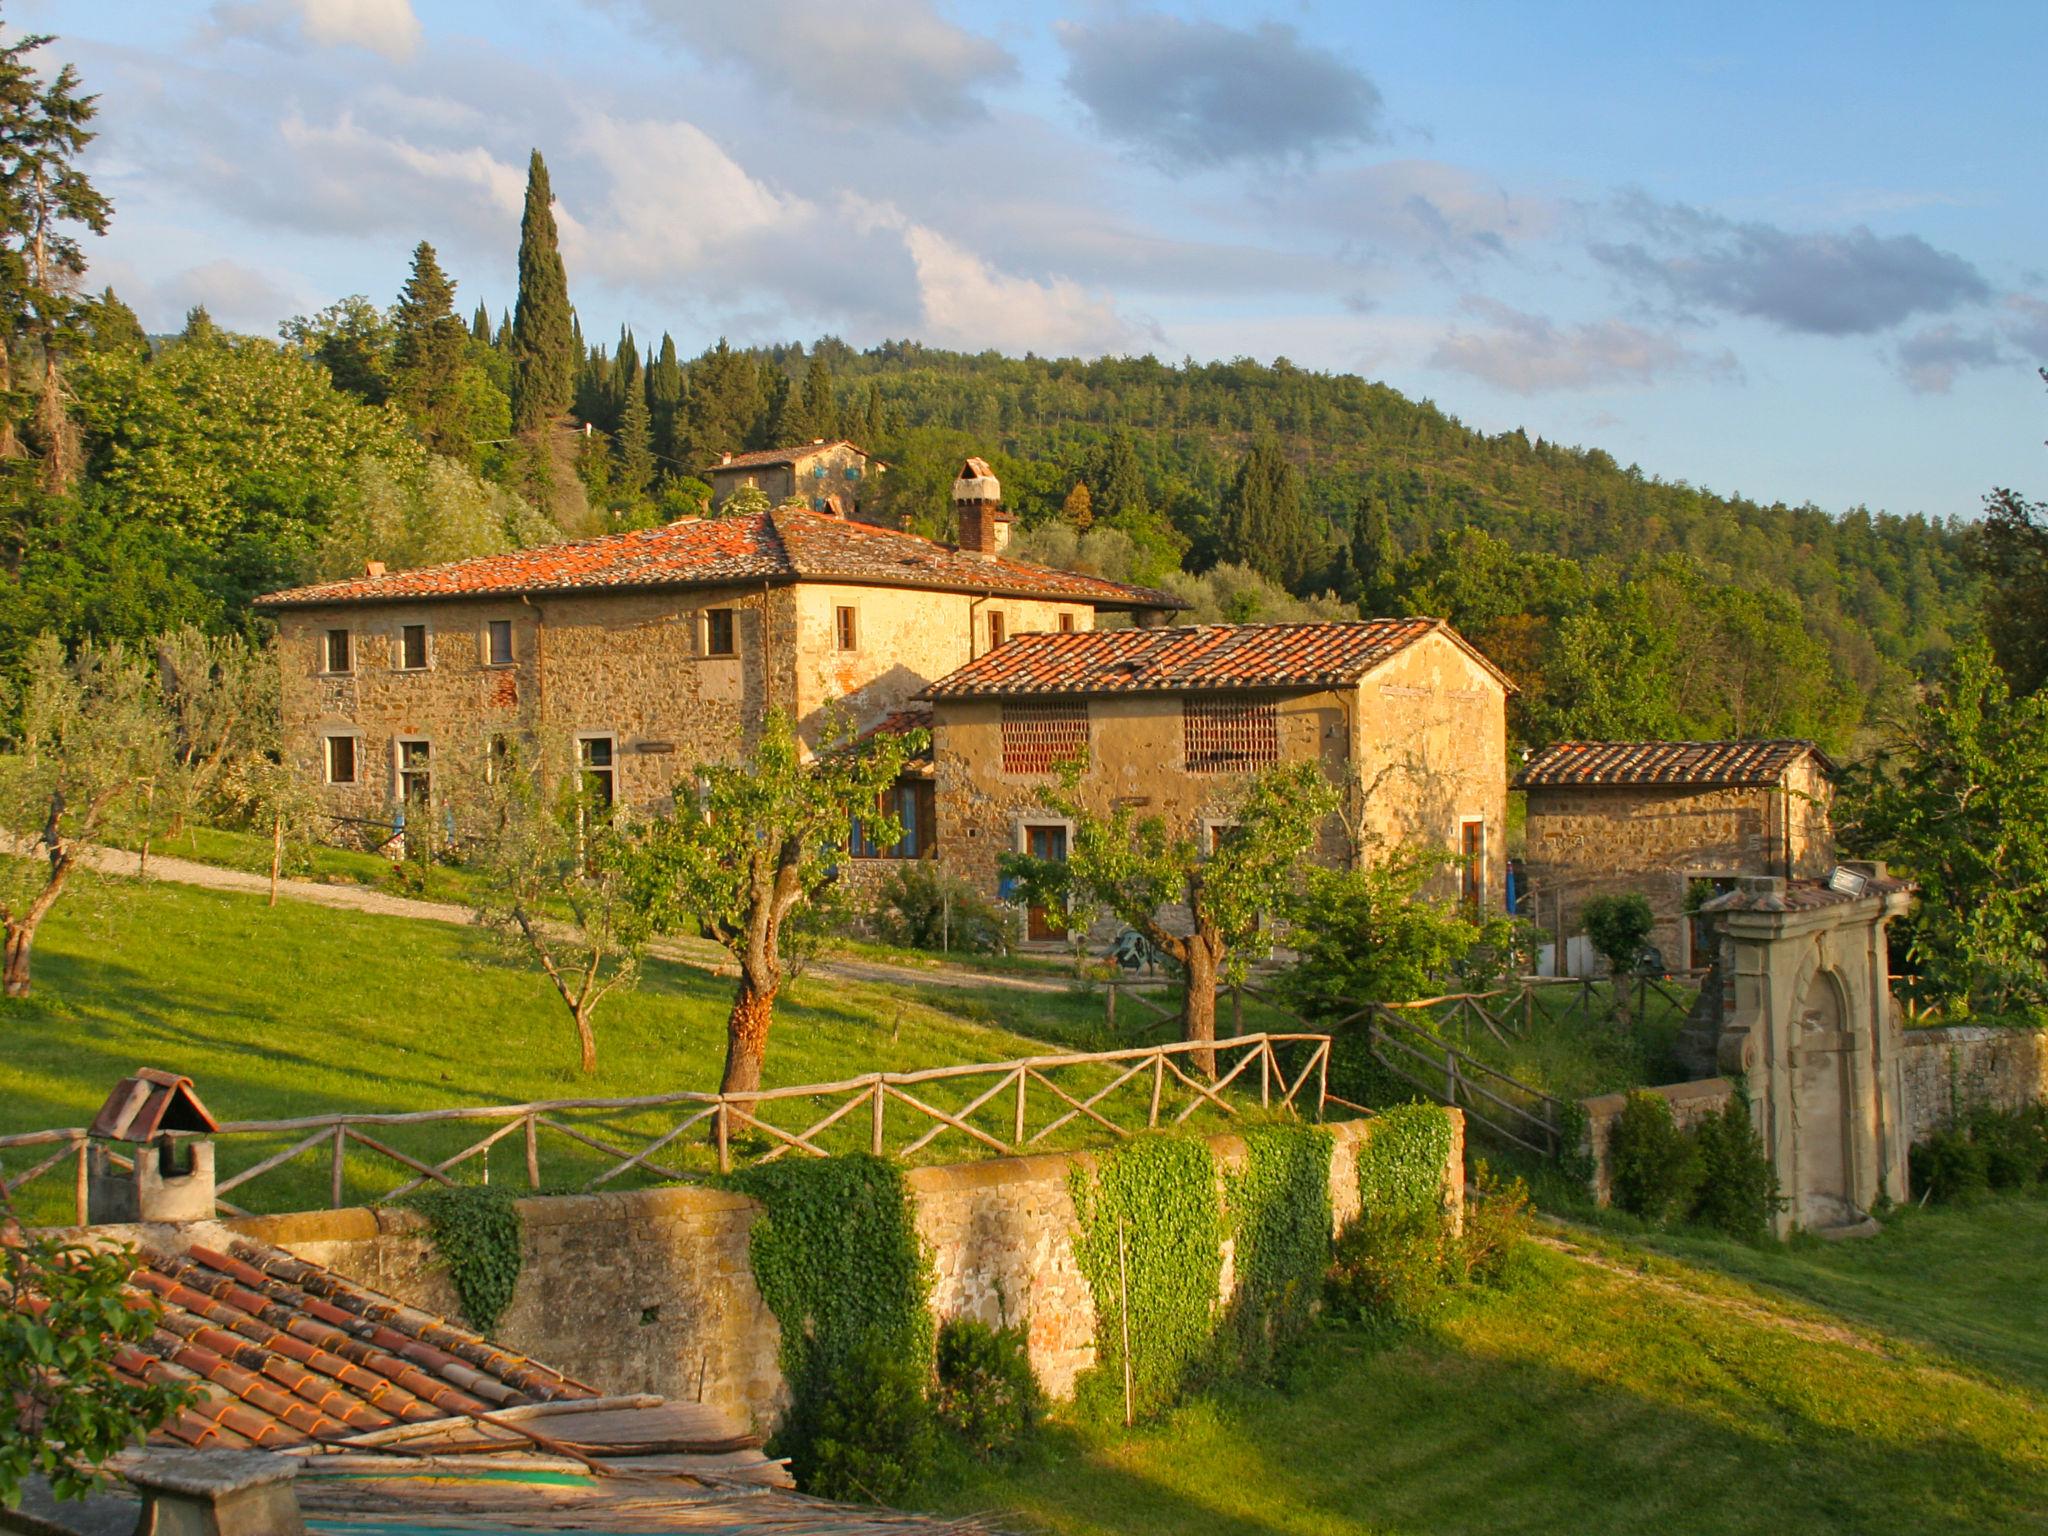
[
  {"x1": 1898, "y1": 1024, "x2": 2048, "y2": 1143},
  {"x1": 217, "y1": 1113, "x2": 1456, "y2": 1435},
  {"x1": 1578, "y1": 1077, "x2": 1735, "y2": 1207}
]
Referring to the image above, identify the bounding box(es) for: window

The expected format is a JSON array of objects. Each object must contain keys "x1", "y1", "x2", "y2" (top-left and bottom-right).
[
  {"x1": 323, "y1": 628, "x2": 353, "y2": 674},
  {"x1": 987, "y1": 611, "x2": 1007, "y2": 650},
  {"x1": 397, "y1": 739, "x2": 431, "y2": 807},
  {"x1": 1000, "y1": 700, "x2": 1090, "y2": 774},
  {"x1": 1183, "y1": 695, "x2": 1279, "y2": 773},
  {"x1": 1460, "y1": 818, "x2": 1486, "y2": 906},
  {"x1": 1057, "y1": 612, "x2": 1076, "y2": 633},
  {"x1": 705, "y1": 607, "x2": 736, "y2": 657},
  {"x1": 399, "y1": 623, "x2": 429, "y2": 671},
  {"x1": 812, "y1": 463, "x2": 828, "y2": 478},
  {"x1": 579, "y1": 735, "x2": 617, "y2": 810},
  {"x1": 1203, "y1": 819, "x2": 1242, "y2": 856},
  {"x1": 812, "y1": 497, "x2": 828, "y2": 512},
  {"x1": 485, "y1": 619, "x2": 514, "y2": 666},
  {"x1": 850, "y1": 781, "x2": 935, "y2": 859},
  {"x1": 323, "y1": 735, "x2": 357, "y2": 785},
  {"x1": 487, "y1": 732, "x2": 514, "y2": 783},
  {"x1": 844, "y1": 465, "x2": 862, "y2": 480},
  {"x1": 835, "y1": 606, "x2": 858, "y2": 651}
]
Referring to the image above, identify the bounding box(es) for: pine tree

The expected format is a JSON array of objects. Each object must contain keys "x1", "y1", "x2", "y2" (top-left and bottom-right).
[
  {"x1": 762, "y1": 370, "x2": 799, "y2": 446},
  {"x1": 800, "y1": 351, "x2": 835, "y2": 441},
  {"x1": 612, "y1": 327, "x2": 640, "y2": 429},
  {"x1": 1061, "y1": 481, "x2": 1094, "y2": 531},
  {"x1": 78, "y1": 286, "x2": 145, "y2": 360},
  {"x1": 862, "y1": 379, "x2": 887, "y2": 447},
  {"x1": 616, "y1": 389, "x2": 654, "y2": 498},
  {"x1": 509, "y1": 149, "x2": 574, "y2": 432},
  {"x1": 676, "y1": 340, "x2": 763, "y2": 467},
  {"x1": 389, "y1": 241, "x2": 469, "y2": 454},
  {"x1": 1090, "y1": 430, "x2": 1149, "y2": 524},
  {"x1": 646, "y1": 333, "x2": 683, "y2": 464},
  {"x1": 1352, "y1": 484, "x2": 1400, "y2": 611},
  {"x1": 495, "y1": 308, "x2": 512, "y2": 348},
  {"x1": 178, "y1": 305, "x2": 217, "y2": 347},
  {"x1": 1219, "y1": 435, "x2": 1314, "y2": 587},
  {"x1": 470, "y1": 299, "x2": 491, "y2": 343},
  {"x1": 0, "y1": 27, "x2": 111, "y2": 491}
]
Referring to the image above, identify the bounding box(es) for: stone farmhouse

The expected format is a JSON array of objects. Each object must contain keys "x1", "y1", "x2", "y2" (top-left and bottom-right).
[
  {"x1": 253, "y1": 501, "x2": 1178, "y2": 828},
  {"x1": 916, "y1": 617, "x2": 1513, "y2": 937},
  {"x1": 1514, "y1": 738, "x2": 1837, "y2": 973},
  {"x1": 703, "y1": 439, "x2": 880, "y2": 519}
]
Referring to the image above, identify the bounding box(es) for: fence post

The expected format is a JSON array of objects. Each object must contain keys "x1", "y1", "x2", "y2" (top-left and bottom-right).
[
  {"x1": 1445, "y1": 1050, "x2": 1459, "y2": 1108},
  {"x1": 1014, "y1": 1068, "x2": 1028, "y2": 1147},
  {"x1": 1232, "y1": 985, "x2": 1243, "y2": 1036},
  {"x1": 330, "y1": 1124, "x2": 346, "y2": 1209},
  {"x1": 1106, "y1": 982, "x2": 1117, "y2": 1033},
  {"x1": 1525, "y1": 982, "x2": 1536, "y2": 1034},
  {"x1": 1260, "y1": 1040, "x2": 1271, "y2": 1109},
  {"x1": 74, "y1": 1139, "x2": 88, "y2": 1225},
  {"x1": 1316, "y1": 1039, "x2": 1330, "y2": 1122},
  {"x1": 871, "y1": 1079, "x2": 886, "y2": 1157},
  {"x1": 716, "y1": 1101, "x2": 731, "y2": 1174},
  {"x1": 1149, "y1": 1050, "x2": 1164, "y2": 1127},
  {"x1": 524, "y1": 1114, "x2": 540, "y2": 1188}
]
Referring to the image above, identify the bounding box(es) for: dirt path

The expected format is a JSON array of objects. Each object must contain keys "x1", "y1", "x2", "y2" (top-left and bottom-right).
[{"x1": 64, "y1": 841, "x2": 1070, "y2": 996}]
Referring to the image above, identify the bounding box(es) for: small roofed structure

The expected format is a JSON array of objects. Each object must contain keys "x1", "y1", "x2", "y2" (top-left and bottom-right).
[
  {"x1": 702, "y1": 439, "x2": 882, "y2": 521},
  {"x1": 1514, "y1": 738, "x2": 1838, "y2": 974},
  {"x1": 953, "y1": 456, "x2": 1010, "y2": 555},
  {"x1": 87, "y1": 1069, "x2": 220, "y2": 1225}
]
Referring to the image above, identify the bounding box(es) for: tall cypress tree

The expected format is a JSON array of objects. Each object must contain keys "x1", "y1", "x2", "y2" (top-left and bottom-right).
[
  {"x1": 862, "y1": 379, "x2": 887, "y2": 447},
  {"x1": 1090, "y1": 430, "x2": 1149, "y2": 525},
  {"x1": 509, "y1": 149, "x2": 574, "y2": 431},
  {"x1": 800, "y1": 352, "x2": 836, "y2": 441},
  {"x1": 762, "y1": 370, "x2": 799, "y2": 447},
  {"x1": 1352, "y1": 484, "x2": 1400, "y2": 612},
  {"x1": 1219, "y1": 435, "x2": 1312, "y2": 587},
  {"x1": 390, "y1": 240, "x2": 468, "y2": 454},
  {"x1": 470, "y1": 299, "x2": 491, "y2": 344},
  {"x1": 647, "y1": 333, "x2": 683, "y2": 463},
  {"x1": 616, "y1": 389, "x2": 654, "y2": 498}
]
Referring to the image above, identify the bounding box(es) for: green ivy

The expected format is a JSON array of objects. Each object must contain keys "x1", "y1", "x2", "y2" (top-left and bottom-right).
[
  {"x1": 402, "y1": 1186, "x2": 523, "y2": 1335},
  {"x1": 1356, "y1": 1103, "x2": 1455, "y2": 1217},
  {"x1": 729, "y1": 1155, "x2": 935, "y2": 1491},
  {"x1": 1221, "y1": 1124, "x2": 1333, "y2": 1379},
  {"x1": 1069, "y1": 1135, "x2": 1223, "y2": 1422}
]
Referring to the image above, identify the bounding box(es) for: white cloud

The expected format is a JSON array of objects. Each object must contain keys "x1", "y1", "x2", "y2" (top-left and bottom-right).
[
  {"x1": 1429, "y1": 297, "x2": 1737, "y2": 394},
  {"x1": 1270, "y1": 160, "x2": 1560, "y2": 261},
  {"x1": 900, "y1": 224, "x2": 1153, "y2": 356},
  {"x1": 213, "y1": 0, "x2": 422, "y2": 61},
  {"x1": 152, "y1": 258, "x2": 306, "y2": 333}
]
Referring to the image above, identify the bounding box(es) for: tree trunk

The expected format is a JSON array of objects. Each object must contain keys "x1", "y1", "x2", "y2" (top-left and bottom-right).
[
  {"x1": 3, "y1": 921, "x2": 33, "y2": 998},
  {"x1": 720, "y1": 968, "x2": 778, "y2": 1096},
  {"x1": 270, "y1": 814, "x2": 284, "y2": 907},
  {"x1": 1181, "y1": 935, "x2": 1220, "y2": 1080},
  {"x1": 575, "y1": 1005, "x2": 597, "y2": 1074}
]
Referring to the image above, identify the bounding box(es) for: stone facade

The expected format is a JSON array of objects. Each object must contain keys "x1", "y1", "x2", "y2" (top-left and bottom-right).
[
  {"x1": 930, "y1": 627, "x2": 1510, "y2": 910},
  {"x1": 1897, "y1": 1023, "x2": 2048, "y2": 1144},
  {"x1": 273, "y1": 582, "x2": 1098, "y2": 831},
  {"x1": 201, "y1": 1114, "x2": 1458, "y2": 1435},
  {"x1": 1520, "y1": 751, "x2": 1835, "y2": 971},
  {"x1": 705, "y1": 442, "x2": 875, "y2": 520}
]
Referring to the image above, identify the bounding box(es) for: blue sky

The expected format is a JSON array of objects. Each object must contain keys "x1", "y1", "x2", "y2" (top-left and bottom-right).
[{"x1": 38, "y1": 0, "x2": 2048, "y2": 519}]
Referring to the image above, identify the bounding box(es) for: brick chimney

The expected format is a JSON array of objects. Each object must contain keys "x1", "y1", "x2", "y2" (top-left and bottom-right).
[{"x1": 952, "y1": 457, "x2": 1010, "y2": 556}]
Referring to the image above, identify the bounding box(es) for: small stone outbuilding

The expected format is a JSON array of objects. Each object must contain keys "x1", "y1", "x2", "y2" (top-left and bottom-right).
[
  {"x1": 921, "y1": 617, "x2": 1513, "y2": 933},
  {"x1": 1515, "y1": 738, "x2": 1836, "y2": 973},
  {"x1": 703, "y1": 440, "x2": 881, "y2": 520}
]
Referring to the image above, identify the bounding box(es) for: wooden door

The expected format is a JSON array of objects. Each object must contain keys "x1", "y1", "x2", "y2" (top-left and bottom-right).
[{"x1": 1025, "y1": 823, "x2": 1068, "y2": 942}]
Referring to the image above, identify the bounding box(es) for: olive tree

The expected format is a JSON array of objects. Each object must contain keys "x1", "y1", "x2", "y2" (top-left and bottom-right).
[
  {"x1": 1002, "y1": 760, "x2": 1337, "y2": 1074},
  {"x1": 639, "y1": 710, "x2": 916, "y2": 1094},
  {"x1": 0, "y1": 636, "x2": 169, "y2": 998}
]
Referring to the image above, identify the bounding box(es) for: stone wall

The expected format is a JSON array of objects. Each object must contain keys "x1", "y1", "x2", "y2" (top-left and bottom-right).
[
  {"x1": 707, "y1": 444, "x2": 874, "y2": 520},
  {"x1": 1898, "y1": 1024, "x2": 2048, "y2": 1144},
  {"x1": 1577, "y1": 1077, "x2": 1735, "y2": 1206},
  {"x1": 216, "y1": 1114, "x2": 1456, "y2": 1435}
]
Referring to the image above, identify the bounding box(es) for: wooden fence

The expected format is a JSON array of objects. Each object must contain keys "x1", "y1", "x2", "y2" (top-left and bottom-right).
[{"x1": 0, "y1": 1032, "x2": 1332, "y2": 1225}]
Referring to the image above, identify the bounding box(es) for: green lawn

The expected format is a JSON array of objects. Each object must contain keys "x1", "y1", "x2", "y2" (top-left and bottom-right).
[
  {"x1": 0, "y1": 872, "x2": 1311, "y2": 1223},
  {"x1": 939, "y1": 1197, "x2": 2048, "y2": 1536}
]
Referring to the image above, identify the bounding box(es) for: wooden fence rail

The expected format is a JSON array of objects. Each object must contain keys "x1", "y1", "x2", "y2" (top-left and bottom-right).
[
  {"x1": 1360, "y1": 1006, "x2": 1568, "y2": 1159},
  {"x1": 0, "y1": 1032, "x2": 1333, "y2": 1225}
]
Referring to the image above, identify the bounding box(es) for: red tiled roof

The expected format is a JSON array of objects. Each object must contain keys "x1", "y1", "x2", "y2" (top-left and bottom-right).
[
  {"x1": 704, "y1": 439, "x2": 878, "y2": 473},
  {"x1": 920, "y1": 617, "x2": 1513, "y2": 698},
  {"x1": 1514, "y1": 739, "x2": 1834, "y2": 790},
  {"x1": 857, "y1": 703, "x2": 933, "y2": 776},
  {"x1": 106, "y1": 1240, "x2": 596, "y2": 1451},
  {"x1": 254, "y1": 508, "x2": 1179, "y2": 612}
]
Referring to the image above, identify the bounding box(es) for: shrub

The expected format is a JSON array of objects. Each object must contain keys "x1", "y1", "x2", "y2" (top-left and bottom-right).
[
  {"x1": 805, "y1": 1340, "x2": 941, "y2": 1504},
  {"x1": 934, "y1": 1317, "x2": 1041, "y2": 1461},
  {"x1": 1582, "y1": 893, "x2": 1655, "y2": 978},
  {"x1": 1970, "y1": 1106, "x2": 2048, "y2": 1190},
  {"x1": 1456, "y1": 1160, "x2": 1536, "y2": 1287},
  {"x1": 1910, "y1": 1129, "x2": 1991, "y2": 1205},
  {"x1": 1607, "y1": 1091, "x2": 1702, "y2": 1223},
  {"x1": 873, "y1": 862, "x2": 1015, "y2": 954},
  {"x1": 1689, "y1": 1096, "x2": 1779, "y2": 1240},
  {"x1": 1325, "y1": 1207, "x2": 1447, "y2": 1328}
]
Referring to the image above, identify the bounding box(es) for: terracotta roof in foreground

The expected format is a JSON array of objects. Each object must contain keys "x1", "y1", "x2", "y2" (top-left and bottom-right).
[
  {"x1": 921, "y1": 617, "x2": 1513, "y2": 698},
  {"x1": 1515, "y1": 739, "x2": 1834, "y2": 790},
  {"x1": 254, "y1": 508, "x2": 1180, "y2": 612}
]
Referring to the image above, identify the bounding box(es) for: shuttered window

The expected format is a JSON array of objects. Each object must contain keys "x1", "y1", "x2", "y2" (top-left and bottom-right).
[
  {"x1": 1183, "y1": 695, "x2": 1279, "y2": 773},
  {"x1": 1000, "y1": 701, "x2": 1090, "y2": 774}
]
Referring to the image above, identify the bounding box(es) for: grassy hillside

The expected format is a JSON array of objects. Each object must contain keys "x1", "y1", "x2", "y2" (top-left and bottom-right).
[
  {"x1": 940, "y1": 1201, "x2": 2048, "y2": 1536},
  {"x1": 0, "y1": 872, "x2": 1286, "y2": 1221}
]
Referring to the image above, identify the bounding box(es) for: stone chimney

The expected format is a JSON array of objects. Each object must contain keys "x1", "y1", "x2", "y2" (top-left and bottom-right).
[
  {"x1": 952, "y1": 457, "x2": 1010, "y2": 556},
  {"x1": 85, "y1": 1069, "x2": 219, "y2": 1224},
  {"x1": 364, "y1": 560, "x2": 385, "y2": 579}
]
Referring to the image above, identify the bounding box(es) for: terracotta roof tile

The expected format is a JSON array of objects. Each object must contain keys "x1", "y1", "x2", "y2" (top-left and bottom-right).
[
  {"x1": 255, "y1": 507, "x2": 1178, "y2": 613},
  {"x1": 921, "y1": 617, "x2": 1512, "y2": 698},
  {"x1": 99, "y1": 1240, "x2": 603, "y2": 1450},
  {"x1": 1515, "y1": 739, "x2": 1834, "y2": 790}
]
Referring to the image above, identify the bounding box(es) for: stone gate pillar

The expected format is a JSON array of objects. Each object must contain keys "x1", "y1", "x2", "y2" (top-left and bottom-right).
[{"x1": 1701, "y1": 862, "x2": 1912, "y2": 1237}]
